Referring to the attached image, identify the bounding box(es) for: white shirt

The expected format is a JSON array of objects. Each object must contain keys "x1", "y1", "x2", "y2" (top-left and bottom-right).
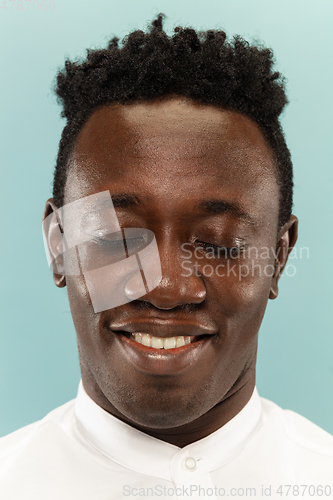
[{"x1": 0, "y1": 381, "x2": 332, "y2": 499}]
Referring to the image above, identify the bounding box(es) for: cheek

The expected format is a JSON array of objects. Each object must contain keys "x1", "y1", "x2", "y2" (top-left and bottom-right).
[
  {"x1": 207, "y1": 256, "x2": 274, "y2": 329},
  {"x1": 66, "y1": 275, "x2": 93, "y2": 315},
  {"x1": 65, "y1": 276, "x2": 101, "y2": 351}
]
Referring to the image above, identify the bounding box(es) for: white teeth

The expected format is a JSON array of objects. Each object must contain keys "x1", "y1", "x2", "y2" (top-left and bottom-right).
[
  {"x1": 141, "y1": 334, "x2": 151, "y2": 347},
  {"x1": 151, "y1": 336, "x2": 164, "y2": 349},
  {"x1": 164, "y1": 337, "x2": 176, "y2": 349},
  {"x1": 130, "y1": 333, "x2": 193, "y2": 349},
  {"x1": 176, "y1": 336, "x2": 185, "y2": 347}
]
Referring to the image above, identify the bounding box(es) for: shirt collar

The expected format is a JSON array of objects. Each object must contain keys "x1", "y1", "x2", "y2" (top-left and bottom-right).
[{"x1": 74, "y1": 380, "x2": 262, "y2": 482}]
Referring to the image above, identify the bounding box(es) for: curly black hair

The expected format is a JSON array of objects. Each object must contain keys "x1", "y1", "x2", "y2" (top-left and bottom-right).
[{"x1": 52, "y1": 13, "x2": 293, "y2": 230}]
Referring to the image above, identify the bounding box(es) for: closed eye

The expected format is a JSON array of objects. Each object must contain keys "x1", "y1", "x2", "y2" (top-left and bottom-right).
[
  {"x1": 93, "y1": 237, "x2": 147, "y2": 254},
  {"x1": 194, "y1": 240, "x2": 245, "y2": 259}
]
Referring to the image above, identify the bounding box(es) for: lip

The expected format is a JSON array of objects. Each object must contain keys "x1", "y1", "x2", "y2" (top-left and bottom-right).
[
  {"x1": 113, "y1": 331, "x2": 214, "y2": 375},
  {"x1": 110, "y1": 318, "x2": 217, "y2": 338}
]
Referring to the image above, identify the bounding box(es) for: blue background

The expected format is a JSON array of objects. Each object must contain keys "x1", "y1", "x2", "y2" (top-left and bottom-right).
[{"x1": 1, "y1": 0, "x2": 332, "y2": 437}]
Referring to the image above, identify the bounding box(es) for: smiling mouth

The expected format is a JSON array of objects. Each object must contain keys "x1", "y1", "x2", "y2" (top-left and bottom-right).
[
  {"x1": 113, "y1": 330, "x2": 214, "y2": 375},
  {"x1": 117, "y1": 331, "x2": 206, "y2": 350}
]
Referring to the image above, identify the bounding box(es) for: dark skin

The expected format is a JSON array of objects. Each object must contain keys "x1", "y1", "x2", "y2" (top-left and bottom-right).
[{"x1": 43, "y1": 96, "x2": 298, "y2": 448}]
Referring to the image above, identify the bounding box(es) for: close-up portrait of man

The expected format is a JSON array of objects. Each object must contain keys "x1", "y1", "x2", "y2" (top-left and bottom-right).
[{"x1": 0, "y1": 7, "x2": 332, "y2": 500}]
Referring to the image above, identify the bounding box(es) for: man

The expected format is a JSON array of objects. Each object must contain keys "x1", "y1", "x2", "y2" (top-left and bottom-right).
[{"x1": 0, "y1": 14, "x2": 332, "y2": 500}]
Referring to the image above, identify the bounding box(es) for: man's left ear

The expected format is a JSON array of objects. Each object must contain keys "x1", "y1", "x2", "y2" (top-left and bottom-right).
[{"x1": 269, "y1": 215, "x2": 298, "y2": 300}]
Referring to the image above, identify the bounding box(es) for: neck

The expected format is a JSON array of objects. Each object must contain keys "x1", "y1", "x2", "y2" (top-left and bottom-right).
[
  {"x1": 82, "y1": 365, "x2": 256, "y2": 448},
  {"x1": 133, "y1": 371, "x2": 256, "y2": 447}
]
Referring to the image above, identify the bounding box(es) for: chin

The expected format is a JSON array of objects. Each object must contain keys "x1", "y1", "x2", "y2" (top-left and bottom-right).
[
  {"x1": 125, "y1": 406, "x2": 201, "y2": 430},
  {"x1": 111, "y1": 385, "x2": 213, "y2": 430}
]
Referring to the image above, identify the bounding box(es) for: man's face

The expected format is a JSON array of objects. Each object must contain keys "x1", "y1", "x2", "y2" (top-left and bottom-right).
[{"x1": 46, "y1": 97, "x2": 294, "y2": 436}]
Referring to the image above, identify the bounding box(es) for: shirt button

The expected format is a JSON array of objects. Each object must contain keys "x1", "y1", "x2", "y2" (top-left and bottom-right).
[{"x1": 184, "y1": 457, "x2": 197, "y2": 470}]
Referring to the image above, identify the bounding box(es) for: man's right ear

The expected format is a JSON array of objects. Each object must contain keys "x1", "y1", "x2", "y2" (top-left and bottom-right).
[{"x1": 42, "y1": 198, "x2": 66, "y2": 288}]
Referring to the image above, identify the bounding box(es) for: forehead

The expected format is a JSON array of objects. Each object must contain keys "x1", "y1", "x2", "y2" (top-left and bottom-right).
[{"x1": 65, "y1": 98, "x2": 279, "y2": 227}]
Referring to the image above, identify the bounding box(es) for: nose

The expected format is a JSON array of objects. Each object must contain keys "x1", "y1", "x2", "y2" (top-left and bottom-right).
[{"x1": 125, "y1": 238, "x2": 207, "y2": 310}]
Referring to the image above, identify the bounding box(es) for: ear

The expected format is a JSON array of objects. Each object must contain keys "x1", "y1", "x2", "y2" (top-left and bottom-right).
[
  {"x1": 42, "y1": 198, "x2": 66, "y2": 288},
  {"x1": 269, "y1": 215, "x2": 298, "y2": 300}
]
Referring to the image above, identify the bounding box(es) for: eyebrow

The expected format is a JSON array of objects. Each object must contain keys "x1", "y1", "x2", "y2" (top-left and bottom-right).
[
  {"x1": 110, "y1": 193, "x2": 256, "y2": 226},
  {"x1": 111, "y1": 193, "x2": 143, "y2": 209},
  {"x1": 194, "y1": 199, "x2": 256, "y2": 226}
]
